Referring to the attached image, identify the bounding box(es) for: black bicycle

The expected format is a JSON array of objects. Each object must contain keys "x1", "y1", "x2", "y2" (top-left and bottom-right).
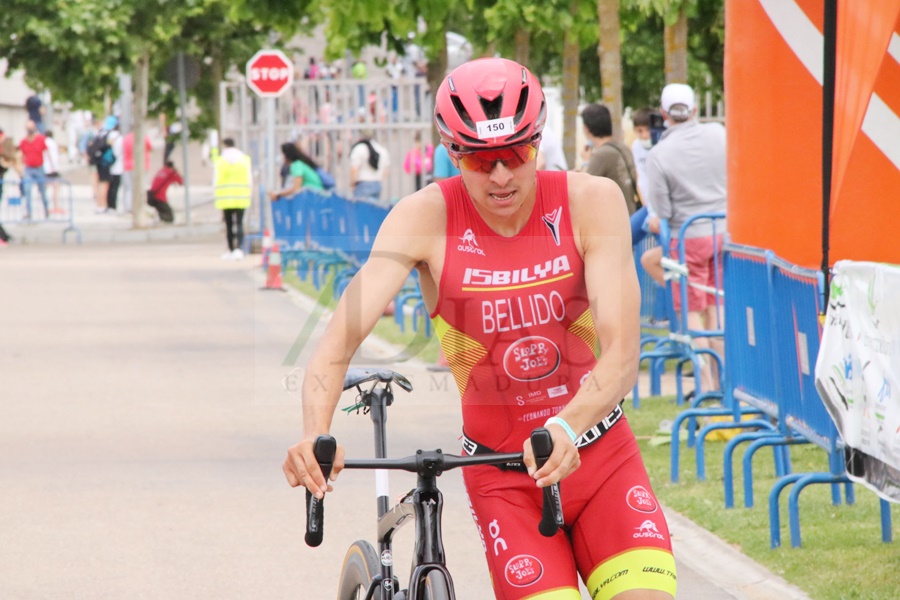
[{"x1": 304, "y1": 368, "x2": 563, "y2": 600}]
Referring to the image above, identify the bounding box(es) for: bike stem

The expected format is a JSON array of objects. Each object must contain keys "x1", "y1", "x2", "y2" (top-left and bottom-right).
[{"x1": 413, "y1": 460, "x2": 446, "y2": 567}]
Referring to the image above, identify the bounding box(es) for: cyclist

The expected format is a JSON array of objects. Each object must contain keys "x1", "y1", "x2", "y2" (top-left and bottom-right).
[{"x1": 284, "y1": 57, "x2": 676, "y2": 600}]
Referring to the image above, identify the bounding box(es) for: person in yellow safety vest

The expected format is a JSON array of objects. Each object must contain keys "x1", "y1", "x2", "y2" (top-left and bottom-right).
[{"x1": 212, "y1": 138, "x2": 253, "y2": 260}]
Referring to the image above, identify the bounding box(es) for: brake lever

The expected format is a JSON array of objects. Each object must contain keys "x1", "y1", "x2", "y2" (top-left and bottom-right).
[
  {"x1": 531, "y1": 427, "x2": 564, "y2": 537},
  {"x1": 305, "y1": 435, "x2": 337, "y2": 547}
]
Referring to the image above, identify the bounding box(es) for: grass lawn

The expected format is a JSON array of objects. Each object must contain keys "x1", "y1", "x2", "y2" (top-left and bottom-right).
[
  {"x1": 627, "y1": 394, "x2": 900, "y2": 600},
  {"x1": 285, "y1": 267, "x2": 898, "y2": 599}
]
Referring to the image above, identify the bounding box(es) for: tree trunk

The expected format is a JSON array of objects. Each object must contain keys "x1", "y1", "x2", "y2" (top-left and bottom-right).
[
  {"x1": 132, "y1": 48, "x2": 150, "y2": 229},
  {"x1": 561, "y1": 0, "x2": 581, "y2": 169},
  {"x1": 427, "y1": 30, "x2": 448, "y2": 148},
  {"x1": 597, "y1": 0, "x2": 623, "y2": 140},
  {"x1": 210, "y1": 48, "x2": 224, "y2": 141},
  {"x1": 665, "y1": 6, "x2": 689, "y2": 84},
  {"x1": 515, "y1": 29, "x2": 530, "y2": 69}
]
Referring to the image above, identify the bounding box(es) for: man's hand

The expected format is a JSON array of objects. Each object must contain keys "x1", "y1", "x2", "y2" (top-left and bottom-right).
[
  {"x1": 646, "y1": 215, "x2": 661, "y2": 234},
  {"x1": 522, "y1": 426, "x2": 581, "y2": 487},
  {"x1": 282, "y1": 438, "x2": 345, "y2": 499}
]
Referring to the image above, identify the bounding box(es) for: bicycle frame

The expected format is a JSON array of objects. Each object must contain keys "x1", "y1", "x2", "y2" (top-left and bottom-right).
[
  {"x1": 344, "y1": 382, "x2": 521, "y2": 600},
  {"x1": 312, "y1": 370, "x2": 558, "y2": 600}
]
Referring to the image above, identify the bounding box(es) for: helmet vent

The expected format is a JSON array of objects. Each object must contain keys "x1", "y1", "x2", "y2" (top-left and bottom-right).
[
  {"x1": 450, "y1": 95, "x2": 477, "y2": 130},
  {"x1": 513, "y1": 86, "x2": 529, "y2": 125},
  {"x1": 435, "y1": 113, "x2": 454, "y2": 138},
  {"x1": 478, "y1": 95, "x2": 504, "y2": 121}
]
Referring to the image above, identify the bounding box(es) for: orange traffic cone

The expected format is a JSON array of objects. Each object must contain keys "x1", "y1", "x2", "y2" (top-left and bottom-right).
[{"x1": 262, "y1": 242, "x2": 285, "y2": 291}]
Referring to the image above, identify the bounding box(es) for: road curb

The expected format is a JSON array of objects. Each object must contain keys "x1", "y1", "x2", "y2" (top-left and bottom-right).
[{"x1": 664, "y1": 504, "x2": 812, "y2": 600}]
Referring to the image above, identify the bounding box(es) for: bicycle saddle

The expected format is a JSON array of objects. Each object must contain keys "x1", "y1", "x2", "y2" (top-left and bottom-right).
[{"x1": 343, "y1": 368, "x2": 414, "y2": 393}]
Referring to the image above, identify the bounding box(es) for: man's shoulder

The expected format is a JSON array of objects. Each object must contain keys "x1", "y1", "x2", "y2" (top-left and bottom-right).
[
  {"x1": 380, "y1": 185, "x2": 447, "y2": 240},
  {"x1": 567, "y1": 172, "x2": 630, "y2": 235},
  {"x1": 567, "y1": 171, "x2": 623, "y2": 206}
]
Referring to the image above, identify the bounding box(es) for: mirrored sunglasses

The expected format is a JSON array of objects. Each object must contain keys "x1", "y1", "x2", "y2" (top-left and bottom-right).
[{"x1": 449, "y1": 142, "x2": 539, "y2": 173}]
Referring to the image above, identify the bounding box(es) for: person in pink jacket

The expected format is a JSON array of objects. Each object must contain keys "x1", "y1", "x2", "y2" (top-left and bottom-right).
[{"x1": 402, "y1": 132, "x2": 433, "y2": 190}]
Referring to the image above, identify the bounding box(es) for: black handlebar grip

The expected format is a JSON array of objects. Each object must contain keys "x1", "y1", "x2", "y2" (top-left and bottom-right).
[
  {"x1": 531, "y1": 428, "x2": 564, "y2": 537},
  {"x1": 305, "y1": 435, "x2": 337, "y2": 547}
]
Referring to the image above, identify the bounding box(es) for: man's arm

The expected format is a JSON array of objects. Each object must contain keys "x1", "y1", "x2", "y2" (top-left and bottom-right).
[
  {"x1": 643, "y1": 152, "x2": 672, "y2": 221},
  {"x1": 283, "y1": 189, "x2": 443, "y2": 498},
  {"x1": 527, "y1": 173, "x2": 641, "y2": 487}
]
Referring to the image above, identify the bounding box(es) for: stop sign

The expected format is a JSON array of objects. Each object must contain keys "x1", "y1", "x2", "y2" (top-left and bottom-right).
[{"x1": 246, "y1": 49, "x2": 294, "y2": 97}]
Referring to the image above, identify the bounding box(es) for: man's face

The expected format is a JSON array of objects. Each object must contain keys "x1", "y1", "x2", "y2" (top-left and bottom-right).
[
  {"x1": 25, "y1": 121, "x2": 36, "y2": 135},
  {"x1": 450, "y1": 141, "x2": 539, "y2": 219},
  {"x1": 634, "y1": 125, "x2": 651, "y2": 140}
]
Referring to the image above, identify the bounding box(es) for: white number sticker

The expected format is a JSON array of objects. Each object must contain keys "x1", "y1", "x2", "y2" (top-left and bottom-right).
[{"x1": 476, "y1": 116, "x2": 514, "y2": 140}]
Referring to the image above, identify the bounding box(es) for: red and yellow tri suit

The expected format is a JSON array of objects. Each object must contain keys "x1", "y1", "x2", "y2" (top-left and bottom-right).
[{"x1": 432, "y1": 171, "x2": 676, "y2": 600}]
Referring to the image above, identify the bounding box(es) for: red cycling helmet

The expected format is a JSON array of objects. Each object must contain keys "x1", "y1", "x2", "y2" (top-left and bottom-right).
[{"x1": 434, "y1": 58, "x2": 546, "y2": 150}]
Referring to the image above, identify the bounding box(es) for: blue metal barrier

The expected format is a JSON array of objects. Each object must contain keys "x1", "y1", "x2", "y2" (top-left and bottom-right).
[
  {"x1": 653, "y1": 213, "x2": 731, "y2": 482},
  {"x1": 634, "y1": 235, "x2": 670, "y2": 400},
  {"x1": 670, "y1": 239, "x2": 778, "y2": 484},
  {"x1": 713, "y1": 244, "x2": 796, "y2": 505},
  {"x1": 1, "y1": 177, "x2": 82, "y2": 243},
  {"x1": 633, "y1": 216, "x2": 722, "y2": 411},
  {"x1": 766, "y1": 256, "x2": 892, "y2": 548}
]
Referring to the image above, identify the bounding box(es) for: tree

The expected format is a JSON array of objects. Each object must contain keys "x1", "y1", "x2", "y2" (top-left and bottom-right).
[
  {"x1": 0, "y1": 0, "x2": 131, "y2": 112},
  {"x1": 597, "y1": 0, "x2": 625, "y2": 139},
  {"x1": 629, "y1": 0, "x2": 724, "y2": 111}
]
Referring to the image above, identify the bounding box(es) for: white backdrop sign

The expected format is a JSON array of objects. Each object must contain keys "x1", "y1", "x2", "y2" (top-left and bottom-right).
[{"x1": 816, "y1": 260, "x2": 900, "y2": 502}]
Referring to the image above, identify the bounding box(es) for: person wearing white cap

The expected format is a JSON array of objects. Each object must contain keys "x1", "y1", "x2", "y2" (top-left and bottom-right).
[{"x1": 641, "y1": 82, "x2": 727, "y2": 392}]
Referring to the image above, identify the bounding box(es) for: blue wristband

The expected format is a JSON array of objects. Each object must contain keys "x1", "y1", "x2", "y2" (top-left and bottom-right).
[{"x1": 544, "y1": 416, "x2": 578, "y2": 443}]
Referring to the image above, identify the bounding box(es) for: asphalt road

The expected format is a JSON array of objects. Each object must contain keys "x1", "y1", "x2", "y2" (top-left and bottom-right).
[{"x1": 0, "y1": 242, "x2": 808, "y2": 599}]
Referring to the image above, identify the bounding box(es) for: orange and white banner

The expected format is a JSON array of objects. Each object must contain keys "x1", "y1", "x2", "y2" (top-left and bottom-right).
[{"x1": 726, "y1": 1, "x2": 900, "y2": 267}]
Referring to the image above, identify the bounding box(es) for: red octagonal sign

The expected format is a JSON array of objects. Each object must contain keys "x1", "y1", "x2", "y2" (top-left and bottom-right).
[{"x1": 246, "y1": 49, "x2": 294, "y2": 97}]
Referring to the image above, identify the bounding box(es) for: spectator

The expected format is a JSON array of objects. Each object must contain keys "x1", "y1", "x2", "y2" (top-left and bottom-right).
[
  {"x1": 88, "y1": 116, "x2": 119, "y2": 214},
  {"x1": 164, "y1": 120, "x2": 183, "y2": 163},
  {"x1": 349, "y1": 132, "x2": 389, "y2": 203},
  {"x1": 535, "y1": 123, "x2": 569, "y2": 171},
  {"x1": 146, "y1": 161, "x2": 182, "y2": 223},
  {"x1": 18, "y1": 120, "x2": 50, "y2": 220},
  {"x1": 351, "y1": 59, "x2": 368, "y2": 110},
  {"x1": 304, "y1": 57, "x2": 320, "y2": 80},
  {"x1": 212, "y1": 138, "x2": 253, "y2": 260},
  {"x1": 0, "y1": 128, "x2": 17, "y2": 244},
  {"x1": 580, "y1": 103, "x2": 639, "y2": 215},
  {"x1": 402, "y1": 132, "x2": 432, "y2": 191},
  {"x1": 431, "y1": 143, "x2": 459, "y2": 181},
  {"x1": 25, "y1": 94, "x2": 46, "y2": 134},
  {"x1": 385, "y1": 53, "x2": 405, "y2": 120},
  {"x1": 42, "y1": 130, "x2": 63, "y2": 215},
  {"x1": 106, "y1": 120, "x2": 124, "y2": 213},
  {"x1": 631, "y1": 108, "x2": 654, "y2": 201},
  {"x1": 642, "y1": 83, "x2": 727, "y2": 391},
  {"x1": 122, "y1": 131, "x2": 153, "y2": 212},
  {"x1": 77, "y1": 118, "x2": 98, "y2": 166},
  {"x1": 270, "y1": 142, "x2": 324, "y2": 200},
  {"x1": 628, "y1": 108, "x2": 658, "y2": 246}
]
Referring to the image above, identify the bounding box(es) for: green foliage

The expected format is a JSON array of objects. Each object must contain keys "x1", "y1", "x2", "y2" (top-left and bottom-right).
[
  {"x1": 628, "y1": 394, "x2": 900, "y2": 600},
  {"x1": 0, "y1": 0, "x2": 132, "y2": 108},
  {"x1": 0, "y1": 0, "x2": 726, "y2": 138},
  {"x1": 620, "y1": 3, "x2": 667, "y2": 109}
]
